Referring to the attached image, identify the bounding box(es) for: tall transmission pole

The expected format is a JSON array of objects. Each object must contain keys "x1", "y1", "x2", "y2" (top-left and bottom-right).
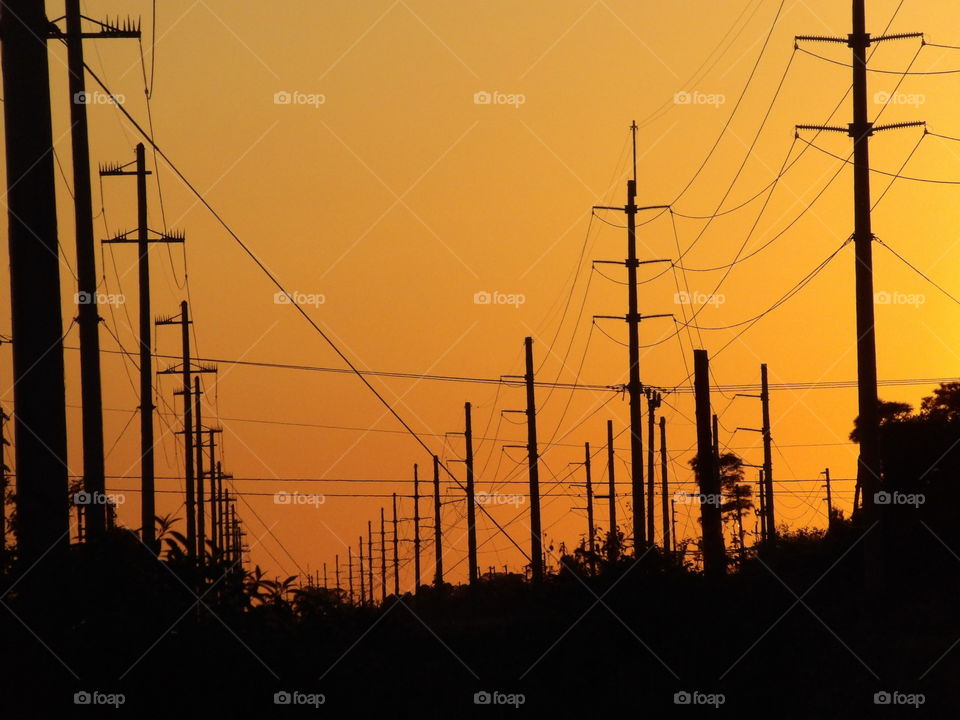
[
  {"x1": 660, "y1": 416, "x2": 670, "y2": 553},
  {"x1": 464, "y1": 402, "x2": 478, "y2": 586},
  {"x1": 392, "y1": 492, "x2": 400, "y2": 596},
  {"x1": 101, "y1": 144, "x2": 183, "y2": 549},
  {"x1": 523, "y1": 338, "x2": 543, "y2": 582},
  {"x1": 413, "y1": 463, "x2": 421, "y2": 591},
  {"x1": 593, "y1": 123, "x2": 671, "y2": 552},
  {"x1": 694, "y1": 350, "x2": 725, "y2": 576},
  {"x1": 433, "y1": 454, "x2": 443, "y2": 587},
  {"x1": 796, "y1": 5, "x2": 923, "y2": 522},
  {"x1": 53, "y1": 6, "x2": 139, "y2": 539},
  {"x1": 2, "y1": 0, "x2": 70, "y2": 563}
]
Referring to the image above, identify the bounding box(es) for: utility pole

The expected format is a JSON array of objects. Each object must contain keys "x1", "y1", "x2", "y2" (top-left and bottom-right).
[
  {"x1": 367, "y1": 521, "x2": 374, "y2": 603},
  {"x1": 593, "y1": 121, "x2": 671, "y2": 553},
  {"x1": 0, "y1": 407, "x2": 9, "y2": 566},
  {"x1": 433, "y1": 454, "x2": 443, "y2": 587},
  {"x1": 670, "y1": 496, "x2": 677, "y2": 553},
  {"x1": 523, "y1": 338, "x2": 543, "y2": 582},
  {"x1": 359, "y1": 535, "x2": 365, "y2": 604},
  {"x1": 464, "y1": 402, "x2": 478, "y2": 586},
  {"x1": 606, "y1": 420, "x2": 617, "y2": 561},
  {"x1": 757, "y1": 469, "x2": 767, "y2": 544},
  {"x1": 2, "y1": 0, "x2": 70, "y2": 564},
  {"x1": 323, "y1": 563, "x2": 327, "y2": 588},
  {"x1": 822, "y1": 468, "x2": 834, "y2": 527},
  {"x1": 796, "y1": 8, "x2": 923, "y2": 522},
  {"x1": 694, "y1": 350, "x2": 725, "y2": 576},
  {"x1": 54, "y1": 5, "x2": 139, "y2": 540},
  {"x1": 207, "y1": 428, "x2": 222, "y2": 556},
  {"x1": 584, "y1": 442, "x2": 595, "y2": 569},
  {"x1": 349, "y1": 547, "x2": 355, "y2": 604},
  {"x1": 392, "y1": 493, "x2": 400, "y2": 596},
  {"x1": 413, "y1": 463, "x2": 421, "y2": 591},
  {"x1": 380, "y1": 507, "x2": 387, "y2": 602},
  {"x1": 660, "y1": 416, "x2": 670, "y2": 553},
  {"x1": 101, "y1": 144, "x2": 183, "y2": 550},
  {"x1": 335, "y1": 553, "x2": 341, "y2": 592},
  {"x1": 760, "y1": 364, "x2": 775, "y2": 540},
  {"x1": 194, "y1": 377, "x2": 205, "y2": 563},
  {"x1": 646, "y1": 390, "x2": 661, "y2": 545}
]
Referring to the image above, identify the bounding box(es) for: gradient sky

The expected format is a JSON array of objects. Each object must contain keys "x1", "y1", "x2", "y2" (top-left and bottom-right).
[{"x1": 4, "y1": 0, "x2": 960, "y2": 585}]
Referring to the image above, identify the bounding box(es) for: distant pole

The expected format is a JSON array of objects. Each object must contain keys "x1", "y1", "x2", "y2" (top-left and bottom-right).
[
  {"x1": 349, "y1": 547, "x2": 355, "y2": 603},
  {"x1": 760, "y1": 364, "x2": 776, "y2": 540},
  {"x1": 359, "y1": 535, "x2": 365, "y2": 604},
  {"x1": 823, "y1": 467, "x2": 834, "y2": 526},
  {"x1": 433, "y1": 454, "x2": 443, "y2": 587},
  {"x1": 646, "y1": 390, "x2": 661, "y2": 545},
  {"x1": 323, "y1": 562, "x2": 328, "y2": 588},
  {"x1": 380, "y1": 507, "x2": 387, "y2": 602},
  {"x1": 367, "y1": 522, "x2": 374, "y2": 602},
  {"x1": 670, "y1": 497, "x2": 677, "y2": 553},
  {"x1": 2, "y1": 0, "x2": 71, "y2": 564},
  {"x1": 216, "y1": 463, "x2": 225, "y2": 553},
  {"x1": 465, "y1": 402, "x2": 478, "y2": 586},
  {"x1": 176, "y1": 302, "x2": 195, "y2": 558},
  {"x1": 194, "y1": 376, "x2": 205, "y2": 564},
  {"x1": 413, "y1": 464, "x2": 421, "y2": 591},
  {"x1": 392, "y1": 492, "x2": 400, "y2": 596},
  {"x1": 606, "y1": 420, "x2": 617, "y2": 562},
  {"x1": 523, "y1": 337, "x2": 543, "y2": 583},
  {"x1": 208, "y1": 429, "x2": 217, "y2": 556},
  {"x1": 335, "y1": 553, "x2": 341, "y2": 592},
  {"x1": 0, "y1": 407, "x2": 9, "y2": 565},
  {"x1": 660, "y1": 416, "x2": 670, "y2": 553},
  {"x1": 757, "y1": 469, "x2": 767, "y2": 544},
  {"x1": 585, "y1": 442, "x2": 595, "y2": 569},
  {"x1": 694, "y1": 350, "x2": 725, "y2": 576}
]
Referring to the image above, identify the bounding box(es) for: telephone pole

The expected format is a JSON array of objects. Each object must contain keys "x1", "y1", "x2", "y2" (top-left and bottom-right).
[
  {"x1": 694, "y1": 350, "x2": 725, "y2": 576},
  {"x1": 367, "y1": 521, "x2": 374, "y2": 602},
  {"x1": 760, "y1": 364, "x2": 775, "y2": 540},
  {"x1": 523, "y1": 338, "x2": 543, "y2": 582},
  {"x1": 646, "y1": 390, "x2": 661, "y2": 545},
  {"x1": 3, "y1": 0, "x2": 71, "y2": 563},
  {"x1": 660, "y1": 416, "x2": 670, "y2": 553},
  {"x1": 584, "y1": 442, "x2": 595, "y2": 562},
  {"x1": 101, "y1": 144, "x2": 183, "y2": 549},
  {"x1": 359, "y1": 535, "x2": 365, "y2": 604},
  {"x1": 413, "y1": 463, "x2": 421, "y2": 591},
  {"x1": 0, "y1": 406, "x2": 9, "y2": 566},
  {"x1": 380, "y1": 507, "x2": 387, "y2": 602},
  {"x1": 433, "y1": 454, "x2": 443, "y2": 587},
  {"x1": 464, "y1": 402, "x2": 478, "y2": 586},
  {"x1": 606, "y1": 420, "x2": 617, "y2": 561},
  {"x1": 53, "y1": 5, "x2": 139, "y2": 540},
  {"x1": 194, "y1": 377, "x2": 205, "y2": 562},
  {"x1": 822, "y1": 468, "x2": 834, "y2": 527},
  {"x1": 335, "y1": 553, "x2": 341, "y2": 592},
  {"x1": 593, "y1": 121, "x2": 671, "y2": 553},
  {"x1": 796, "y1": 6, "x2": 923, "y2": 522},
  {"x1": 392, "y1": 492, "x2": 400, "y2": 596}
]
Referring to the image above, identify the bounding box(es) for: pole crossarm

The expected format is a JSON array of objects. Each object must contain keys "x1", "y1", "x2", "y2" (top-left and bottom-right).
[
  {"x1": 593, "y1": 204, "x2": 670, "y2": 212},
  {"x1": 48, "y1": 15, "x2": 141, "y2": 39}
]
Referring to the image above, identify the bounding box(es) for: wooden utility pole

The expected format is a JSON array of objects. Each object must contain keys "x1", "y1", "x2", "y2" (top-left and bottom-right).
[
  {"x1": 433, "y1": 454, "x2": 443, "y2": 587},
  {"x1": 760, "y1": 364, "x2": 775, "y2": 540},
  {"x1": 413, "y1": 464, "x2": 421, "y2": 591},
  {"x1": 335, "y1": 553, "x2": 341, "y2": 592},
  {"x1": 359, "y1": 535, "x2": 365, "y2": 604},
  {"x1": 606, "y1": 420, "x2": 617, "y2": 561},
  {"x1": 660, "y1": 416, "x2": 670, "y2": 553},
  {"x1": 380, "y1": 507, "x2": 387, "y2": 602},
  {"x1": 757, "y1": 469, "x2": 767, "y2": 544},
  {"x1": 2, "y1": 0, "x2": 71, "y2": 564},
  {"x1": 323, "y1": 563, "x2": 328, "y2": 588},
  {"x1": 207, "y1": 429, "x2": 222, "y2": 556},
  {"x1": 367, "y1": 521, "x2": 374, "y2": 602},
  {"x1": 584, "y1": 442, "x2": 595, "y2": 568},
  {"x1": 694, "y1": 350, "x2": 725, "y2": 576},
  {"x1": 194, "y1": 377, "x2": 205, "y2": 562},
  {"x1": 464, "y1": 402, "x2": 478, "y2": 586},
  {"x1": 0, "y1": 407, "x2": 9, "y2": 565},
  {"x1": 523, "y1": 337, "x2": 543, "y2": 582},
  {"x1": 646, "y1": 390, "x2": 661, "y2": 544},
  {"x1": 348, "y1": 547, "x2": 355, "y2": 603},
  {"x1": 823, "y1": 468, "x2": 834, "y2": 526},
  {"x1": 101, "y1": 145, "x2": 183, "y2": 550},
  {"x1": 392, "y1": 492, "x2": 400, "y2": 596},
  {"x1": 57, "y1": 3, "x2": 139, "y2": 540}
]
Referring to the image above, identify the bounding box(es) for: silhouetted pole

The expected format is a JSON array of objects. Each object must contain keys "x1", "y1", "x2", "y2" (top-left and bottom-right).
[
  {"x1": 695, "y1": 350, "x2": 725, "y2": 576},
  {"x1": 348, "y1": 547, "x2": 355, "y2": 603},
  {"x1": 712, "y1": 413, "x2": 720, "y2": 466},
  {"x1": 392, "y1": 493, "x2": 400, "y2": 596},
  {"x1": 670, "y1": 497, "x2": 677, "y2": 553},
  {"x1": 164, "y1": 302, "x2": 195, "y2": 557},
  {"x1": 523, "y1": 337, "x2": 543, "y2": 583},
  {"x1": 0, "y1": 407, "x2": 9, "y2": 565},
  {"x1": 760, "y1": 364, "x2": 776, "y2": 540},
  {"x1": 606, "y1": 419, "x2": 617, "y2": 561},
  {"x1": 646, "y1": 390, "x2": 661, "y2": 544},
  {"x1": 823, "y1": 467, "x2": 834, "y2": 526},
  {"x1": 216, "y1": 463, "x2": 225, "y2": 553},
  {"x1": 194, "y1": 377, "x2": 205, "y2": 563},
  {"x1": 584, "y1": 442, "x2": 595, "y2": 568},
  {"x1": 433, "y1": 454, "x2": 443, "y2": 587},
  {"x1": 757, "y1": 469, "x2": 767, "y2": 544},
  {"x1": 2, "y1": 0, "x2": 71, "y2": 565},
  {"x1": 208, "y1": 429, "x2": 219, "y2": 555},
  {"x1": 464, "y1": 402, "x2": 478, "y2": 586},
  {"x1": 367, "y1": 522, "x2": 374, "y2": 602},
  {"x1": 660, "y1": 416, "x2": 669, "y2": 553},
  {"x1": 380, "y1": 507, "x2": 387, "y2": 602},
  {"x1": 135, "y1": 145, "x2": 155, "y2": 548},
  {"x1": 335, "y1": 553, "x2": 341, "y2": 592},
  {"x1": 323, "y1": 563, "x2": 328, "y2": 588},
  {"x1": 413, "y1": 463, "x2": 421, "y2": 591},
  {"x1": 359, "y1": 535, "x2": 365, "y2": 604}
]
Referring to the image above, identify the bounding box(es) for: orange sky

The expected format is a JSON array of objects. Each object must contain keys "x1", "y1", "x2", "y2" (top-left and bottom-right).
[{"x1": 4, "y1": 0, "x2": 960, "y2": 585}]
